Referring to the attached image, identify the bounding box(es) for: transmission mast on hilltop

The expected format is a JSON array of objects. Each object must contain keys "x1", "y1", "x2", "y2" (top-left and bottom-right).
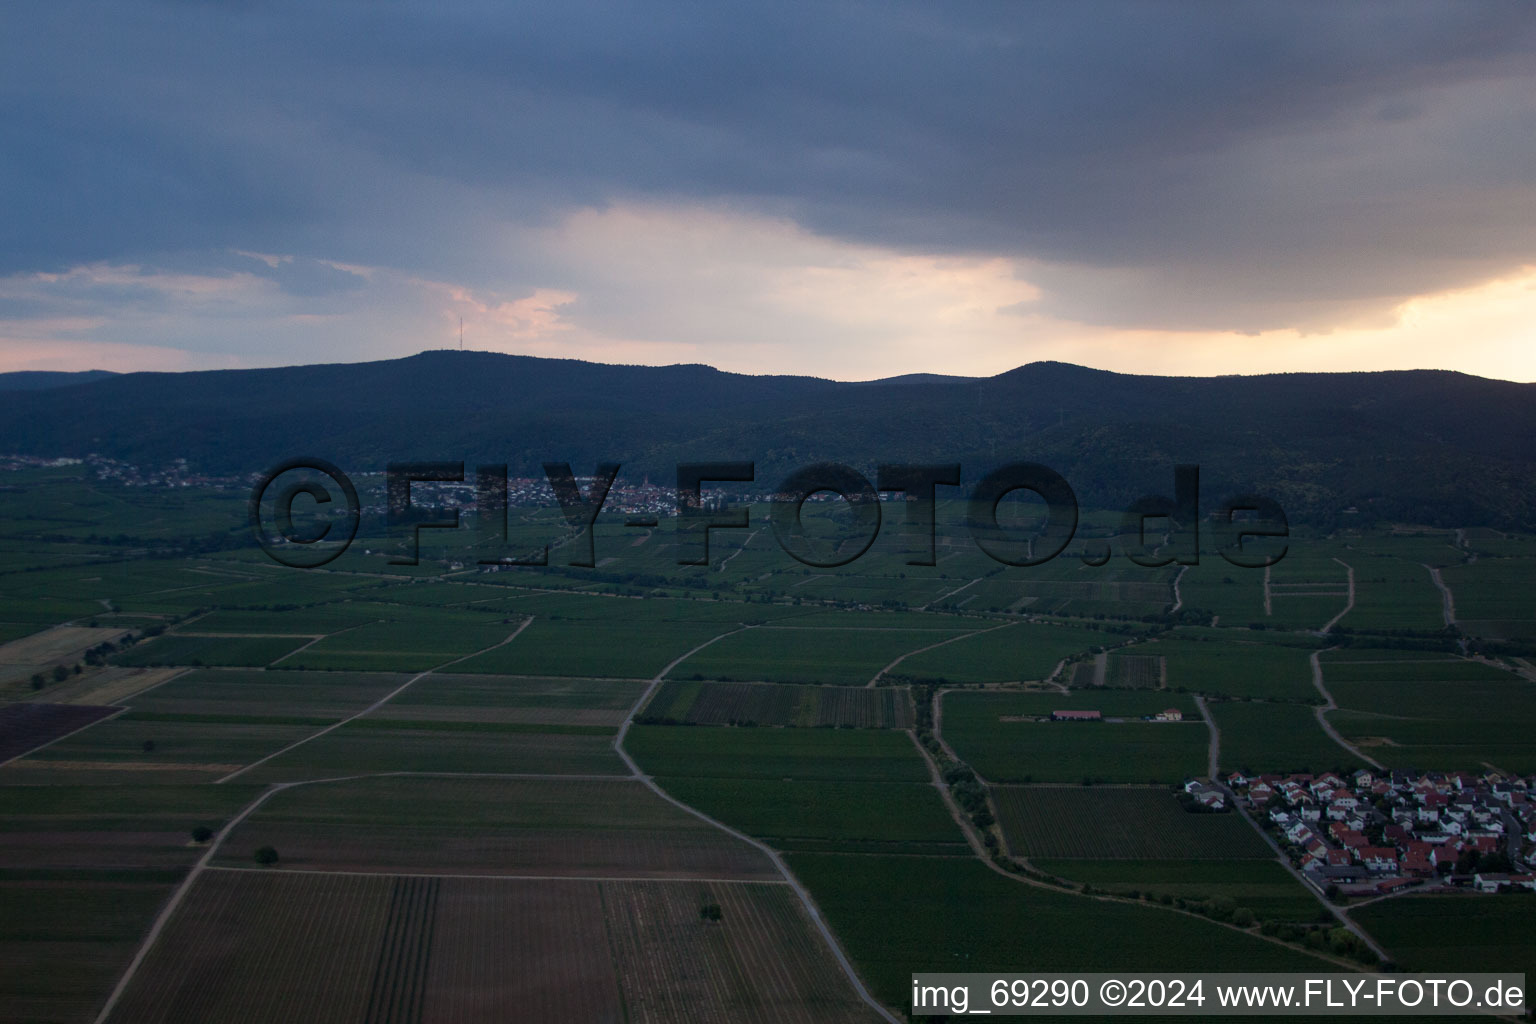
[{"x1": 459, "y1": 316, "x2": 464, "y2": 350}]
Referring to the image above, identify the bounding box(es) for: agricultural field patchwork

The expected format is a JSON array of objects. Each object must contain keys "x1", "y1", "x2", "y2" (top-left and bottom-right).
[
  {"x1": 2, "y1": 714, "x2": 324, "y2": 784},
  {"x1": 0, "y1": 472, "x2": 1532, "y2": 1022},
  {"x1": 120, "y1": 668, "x2": 408, "y2": 720},
  {"x1": 103, "y1": 869, "x2": 881, "y2": 1024}
]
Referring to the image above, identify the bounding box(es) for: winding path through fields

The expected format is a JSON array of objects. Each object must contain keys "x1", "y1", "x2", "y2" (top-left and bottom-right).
[
  {"x1": 716, "y1": 528, "x2": 761, "y2": 571},
  {"x1": 1193, "y1": 694, "x2": 1220, "y2": 780},
  {"x1": 864, "y1": 620, "x2": 1015, "y2": 687},
  {"x1": 1320, "y1": 558, "x2": 1355, "y2": 634},
  {"x1": 1307, "y1": 648, "x2": 1384, "y2": 771},
  {"x1": 1424, "y1": 564, "x2": 1458, "y2": 628},
  {"x1": 921, "y1": 575, "x2": 979, "y2": 611}
]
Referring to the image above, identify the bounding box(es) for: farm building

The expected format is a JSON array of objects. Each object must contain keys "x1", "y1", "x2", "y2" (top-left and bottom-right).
[{"x1": 1050, "y1": 709, "x2": 1101, "y2": 721}]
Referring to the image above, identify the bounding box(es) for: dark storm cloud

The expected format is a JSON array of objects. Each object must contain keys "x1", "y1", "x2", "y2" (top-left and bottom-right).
[{"x1": 3, "y1": 0, "x2": 1534, "y2": 330}]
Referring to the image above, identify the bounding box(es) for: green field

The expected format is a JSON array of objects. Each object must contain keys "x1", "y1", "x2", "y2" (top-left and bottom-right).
[
  {"x1": 0, "y1": 782, "x2": 262, "y2": 829},
  {"x1": 1208, "y1": 700, "x2": 1364, "y2": 775},
  {"x1": 212, "y1": 775, "x2": 778, "y2": 879},
  {"x1": 942, "y1": 692, "x2": 1205, "y2": 783},
  {"x1": 1319, "y1": 658, "x2": 1536, "y2": 772},
  {"x1": 7, "y1": 716, "x2": 322, "y2": 783},
  {"x1": 1353, "y1": 896, "x2": 1536, "y2": 978},
  {"x1": 992, "y1": 786, "x2": 1272, "y2": 860},
  {"x1": 377, "y1": 672, "x2": 647, "y2": 726},
  {"x1": 182, "y1": 606, "x2": 385, "y2": 634},
  {"x1": 241, "y1": 718, "x2": 625, "y2": 782},
  {"x1": 1175, "y1": 559, "x2": 1268, "y2": 624},
  {"x1": 788, "y1": 853, "x2": 1333, "y2": 1011},
  {"x1": 672, "y1": 625, "x2": 966, "y2": 685},
  {"x1": 112, "y1": 634, "x2": 311, "y2": 667},
  {"x1": 452, "y1": 617, "x2": 729, "y2": 678},
  {"x1": 1336, "y1": 550, "x2": 1448, "y2": 633},
  {"x1": 1441, "y1": 557, "x2": 1536, "y2": 641},
  {"x1": 0, "y1": 776, "x2": 266, "y2": 1022},
  {"x1": 896, "y1": 620, "x2": 1109, "y2": 683},
  {"x1": 1033, "y1": 859, "x2": 1328, "y2": 924},
  {"x1": 226, "y1": 774, "x2": 723, "y2": 830},
  {"x1": 124, "y1": 669, "x2": 408, "y2": 720},
  {"x1": 625, "y1": 724, "x2": 929, "y2": 781},
  {"x1": 654, "y1": 776, "x2": 964, "y2": 852},
  {"x1": 642, "y1": 679, "x2": 913, "y2": 728},
  {"x1": 1144, "y1": 637, "x2": 1318, "y2": 701},
  {"x1": 0, "y1": 878, "x2": 180, "y2": 1024}
]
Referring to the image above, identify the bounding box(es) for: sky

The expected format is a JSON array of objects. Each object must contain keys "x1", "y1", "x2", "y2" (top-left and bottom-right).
[{"x1": 2, "y1": 1, "x2": 1535, "y2": 382}]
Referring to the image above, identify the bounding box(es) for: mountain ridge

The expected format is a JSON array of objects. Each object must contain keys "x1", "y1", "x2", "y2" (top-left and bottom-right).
[{"x1": 2, "y1": 350, "x2": 1530, "y2": 528}]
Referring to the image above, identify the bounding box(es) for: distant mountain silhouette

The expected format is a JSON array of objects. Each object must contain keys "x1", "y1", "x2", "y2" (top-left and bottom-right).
[
  {"x1": 0, "y1": 369, "x2": 118, "y2": 391},
  {"x1": 2, "y1": 350, "x2": 1531, "y2": 527}
]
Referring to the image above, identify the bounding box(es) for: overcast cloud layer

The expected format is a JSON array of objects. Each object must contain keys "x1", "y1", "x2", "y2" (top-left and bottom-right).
[{"x1": 2, "y1": 1, "x2": 1534, "y2": 379}]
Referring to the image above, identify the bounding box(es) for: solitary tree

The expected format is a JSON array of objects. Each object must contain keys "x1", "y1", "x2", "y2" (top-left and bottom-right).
[
  {"x1": 254, "y1": 846, "x2": 279, "y2": 866},
  {"x1": 699, "y1": 903, "x2": 722, "y2": 922},
  {"x1": 191, "y1": 826, "x2": 214, "y2": 844},
  {"x1": 141, "y1": 739, "x2": 156, "y2": 753}
]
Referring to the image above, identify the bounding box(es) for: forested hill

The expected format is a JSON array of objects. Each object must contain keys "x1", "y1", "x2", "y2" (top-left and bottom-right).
[
  {"x1": 0, "y1": 369, "x2": 118, "y2": 391},
  {"x1": 2, "y1": 350, "x2": 1531, "y2": 528}
]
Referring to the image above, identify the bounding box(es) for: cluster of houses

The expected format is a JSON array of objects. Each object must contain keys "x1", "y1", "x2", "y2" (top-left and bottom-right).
[{"x1": 1226, "y1": 769, "x2": 1536, "y2": 897}]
